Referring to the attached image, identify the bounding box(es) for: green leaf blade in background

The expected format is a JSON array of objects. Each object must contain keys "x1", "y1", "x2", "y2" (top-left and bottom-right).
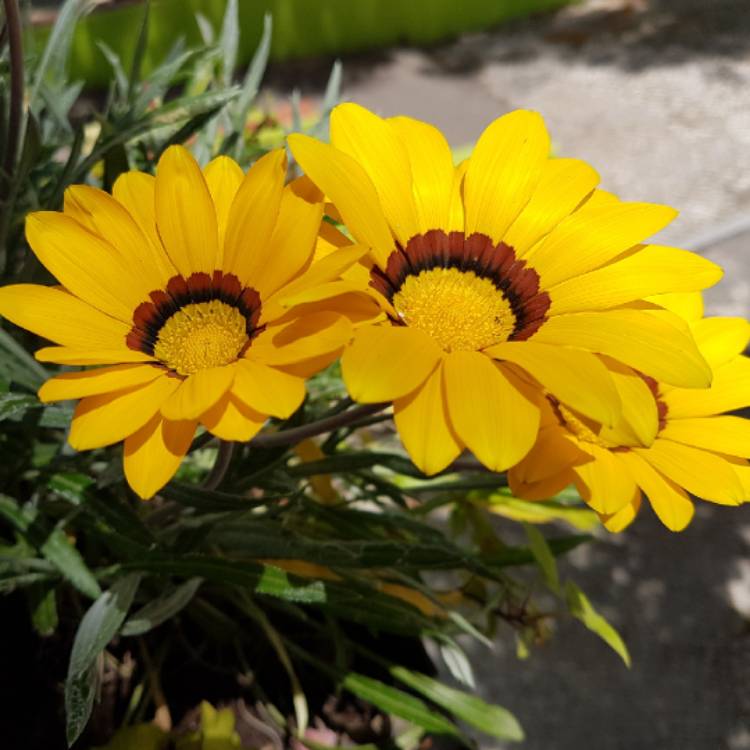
[{"x1": 121, "y1": 577, "x2": 202, "y2": 636}]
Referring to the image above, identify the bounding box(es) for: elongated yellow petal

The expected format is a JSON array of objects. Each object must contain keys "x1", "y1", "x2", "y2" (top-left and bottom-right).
[
  {"x1": 510, "y1": 425, "x2": 589, "y2": 484},
  {"x1": 233, "y1": 359, "x2": 305, "y2": 419},
  {"x1": 663, "y1": 356, "x2": 750, "y2": 417},
  {"x1": 393, "y1": 362, "x2": 463, "y2": 475},
  {"x1": 249, "y1": 312, "x2": 352, "y2": 367},
  {"x1": 201, "y1": 392, "x2": 267, "y2": 441},
  {"x1": 447, "y1": 160, "x2": 468, "y2": 233},
  {"x1": 549, "y1": 245, "x2": 723, "y2": 315},
  {"x1": 526, "y1": 202, "x2": 677, "y2": 287},
  {"x1": 203, "y1": 155, "x2": 244, "y2": 253},
  {"x1": 635, "y1": 439, "x2": 744, "y2": 505},
  {"x1": 341, "y1": 325, "x2": 442, "y2": 403},
  {"x1": 443, "y1": 352, "x2": 540, "y2": 471},
  {"x1": 64, "y1": 184, "x2": 173, "y2": 289},
  {"x1": 223, "y1": 149, "x2": 286, "y2": 283},
  {"x1": 69, "y1": 374, "x2": 180, "y2": 450},
  {"x1": 35, "y1": 347, "x2": 154, "y2": 365},
  {"x1": 616, "y1": 450, "x2": 694, "y2": 531},
  {"x1": 0, "y1": 284, "x2": 130, "y2": 350},
  {"x1": 600, "y1": 493, "x2": 642, "y2": 533},
  {"x1": 331, "y1": 103, "x2": 420, "y2": 246},
  {"x1": 123, "y1": 415, "x2": 196, "y2": 499},
  {"x1": 26, "y1": 212, "x2": 148, "y2": 321},
  {"x1": 161, "y1": 365, "x2": 235, "y2": 421},
  {"x1": 504, "y1": 158, "x2": 599, "y2": 255},
  {"x1": 690, "y1": 317, "x2": 750, "y2": 369},
  {"x1": 388, "y1": 115, "x2": 455, "y2": 233},
  {"x1": 646, "y1": 291, "x2": 703, "y2": 322},
  {"x1": 288, "y1": 133, "x2": 394, "y2": 267},
  {"x1": 533, "y1": 309, "x2": 711, "y2": 388},
  {"x1": 660, "y1": 416, "x2": 750, "y2": 458},
  {"x1": 464, "y1": 110, "x2": 550, "y2": 244},
  {"x1": 155, "y1": 145, "x2": 219, "y2": 276},
  {"x1": 38, "y1": 364, "x2": 163, "y2": 403},
  {"x1": 485, "y1": 341, "x2": 620, "y2": 426},
  {"x1": 573, "y1": 444, "x2": 638, "y2": 515}
]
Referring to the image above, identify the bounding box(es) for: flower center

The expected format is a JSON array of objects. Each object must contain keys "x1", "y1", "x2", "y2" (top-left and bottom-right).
[
  {"x1": 392, "y1": 267, "x2": 515, "y2": 352},
  {"x1": 153, "y1": 300, "x2": 248, "y2": 376}
]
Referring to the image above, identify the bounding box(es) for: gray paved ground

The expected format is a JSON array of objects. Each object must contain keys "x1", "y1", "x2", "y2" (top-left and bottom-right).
[{"x1": 272, "y1": 1, "x2": 750, "y2": 747}]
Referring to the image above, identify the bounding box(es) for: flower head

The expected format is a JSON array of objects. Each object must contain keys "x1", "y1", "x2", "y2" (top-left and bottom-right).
[
  {"x1": 509, "y1": 293, "x2": 750, "y2": 531},
  {"x1": 0, "y1": 146, "x2": 356, "y2": 498},
  {"x1": 288, "y1": 104, "x2": 722, "y2": 475}
]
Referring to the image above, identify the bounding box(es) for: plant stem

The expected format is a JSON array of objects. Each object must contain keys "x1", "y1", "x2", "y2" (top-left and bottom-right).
[
  {"x1": 250, "y1": 402, "x2": 388, "y2": 450},
  {"x1": 1, "y1": 0, "x2": 23, "y2": 197},
  {"x1": 202, "y1": 440, "x2": 234, "y2": 490}
]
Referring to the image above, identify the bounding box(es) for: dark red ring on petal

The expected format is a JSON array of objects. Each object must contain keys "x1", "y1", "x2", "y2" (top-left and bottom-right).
[
  {"x1": 369, "y1": 229, "x2": 551, "y2": 341},
  {"x1": 126, "y1": 271, "x2": 263, "y2": 355}
]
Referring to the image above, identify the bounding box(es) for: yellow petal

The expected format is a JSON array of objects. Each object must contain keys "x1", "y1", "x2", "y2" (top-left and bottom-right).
[
  {"x1": 572, "y1": 444, "x2": 638, "y2": 515},
  {"x1": 35, "y1": 347, "x2": 154, "y2": 365},
  {"x1": 447, "y1": 160, "x2": 468, "y2": 233},
  {"x1": 38, "y1": 364, "x2": 163, "y2": 403},
  {"x1": 113, "y1": 171, "x2": 176, "y2": 282},
  {"x1": 388, "y1": 115, "x2": 455, "y2": 233},
  {"x1": 533, "y1": 309, "x2": 711, "y2": 388},
  {"x1": 393, "y1": 362, "x2": 463, "y2": 475},
  {"x1": 223, "y1": 148, "x2": 286, "y2": 282},
  {"x1": 287, "y1": 133, "x2": 394, "y2": 268},
  {"x1": 69, "y1": 374, "x2": 180, "y2": 450},
  {"x1": 123, "y1": 415, "x2": 196, "y2": 499},
  {"x1": 25, "y1": 212, "x2": 147, "y2": 321},
  {"x1": 0, "y1": 284, "x2": 130, "y2": 349},
  {"x1": 504, "y1": 158, "x2": 599, "y2": 255},
  {"x1": 690, "y1": 317, "x2": 750, "y2": 369},
  {"x1": 331, "y1": 103, "x2": 420, "y2": 246},
  {"x1": 155, "y1": 145, "x2": 219, "y2": 276},
  {"x1": 600, "y1": 493, "x2": 642, "y2": 533},
  {"x1": 245, "y1": 183, "x2": 323, "y2": 298},
  {"x1": 203, "y1": 155, "x2": 244, "y2": 253},
  {"x1": 663, "y1": 355, "x2": 750, "y2": 418},
  {"x1": 635, "y1": 439, "x2": 744, "y2": 505},
  {"x1": 64, "y1": 184, "x2": 173, "y2": 288},
  {"x1": 464, "y1": 110, "x2": 550, "y2": 244},
  {"x1": 660, "y1": 416, "x2": 750, "y2": 458},
  {"x1": 443, "y1": 352, "x2": 540, "y2": 471},
  {"x1": 341, "y1": 325, "x2": 442, "y2": 403},
  {"x1": 525, "y1": 202, "x2": 677, "y2": 288},
  {"x1": 509, "y1": 470, "x2": 577, "y2": 502},
  {"x1": 248, "y1": 311, "x2": 352, "y2": 367},
  {"x1": 161, "y1": 365, "x2": 235, "y2": 421},
  {"x1": 485, "y1": 341, "x2": 620, "y2": 426},
  {"x1": 646, "y1": 291, "x2": 703, "y2": 322},
  {"x1": 233, "y1": 359, "x2": 305, "y2": 419},
  {"x1": 616, "y1": 450, "x2": 694, "y2": 531},
  {"x1": 201, "y1": 392, "x2": 267, "y2": 441},
  {"x1": 549, "y1": 245, "x2": 723, "y2": 315}
]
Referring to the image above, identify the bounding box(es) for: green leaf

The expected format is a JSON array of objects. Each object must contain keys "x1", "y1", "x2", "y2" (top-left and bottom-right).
[
  {"x1": 161, "y1": 481, "x2": 269, "y2": 512},
  {"x1": 231, "y1": 13, "x2": 272, "y2": 134},
  {"x1": 121, "y1": 578, "x2": 202, "y2": 636},
  {"x1": 565, "y1": 581, "x2": 631, "y2": 667},
  {"x1": 343, "y1": 673, "x2": 459, "y2": 736},
  {"x1": 65, "y1": 574, "x2": 141, "y2": 745},
  {"x1": 0, "y1": 392, "x2": 39, "y2": 421},
  {"x1": 483, "y1": 493, "x2": 600, "y2": 532},
  {"x1": 41, "y1": 528, "x2": 102, "y2": 599},
  {"x1": 220, "y1": 0, "x2": 239, "y2": 86},
  {"x1": 28, "y1": 584, "x2": 59, "y2": 637},
  {"x1": 127, "y1": 0, "x2": 151, "y2": 101},
  {"x1": 0, "y1": 327, "x2": 47, "y2": 389},
  {"x1": 524, "y1": 523, "x2": 560, "y2": 594},
  {"x1": 390, "y1": 667, "x2": 524, "y2": 742}
]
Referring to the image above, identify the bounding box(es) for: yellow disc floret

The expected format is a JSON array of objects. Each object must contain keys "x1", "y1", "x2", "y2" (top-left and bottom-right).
[
  {"x1": 154, "y1": 300, "x2": 247, "y2": 376},
  {"x1": 392, "y1": 267, "x2": 515, "y2": 352}
]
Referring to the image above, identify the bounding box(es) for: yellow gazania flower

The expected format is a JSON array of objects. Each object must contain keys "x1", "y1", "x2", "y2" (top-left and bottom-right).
[
  {"x1": 509, "y1": 293, "x2": 750, "y2": 531},
  {"x1": 288, "y1": 104, "x2": 722, "y2": 474},
  {"x1": 0, "y1": 146, "x2": 359, "y2": 498}
]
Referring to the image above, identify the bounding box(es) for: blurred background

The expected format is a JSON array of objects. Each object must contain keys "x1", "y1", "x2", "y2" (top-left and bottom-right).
[{"x1": 22, "y1": 1, "x2": 750, "y2": 748}]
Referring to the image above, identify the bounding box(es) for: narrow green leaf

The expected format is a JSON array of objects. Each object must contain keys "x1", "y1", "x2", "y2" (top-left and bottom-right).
[
  {"x1": 524, "y1": 523, "x2": 560, "y2": 594},
  {"x1": 0, "y1": 327, "x2": 47, "y2": 389},
  {"x1": 65, "y1": 574, "x2": 141, "y2": 745},
  {"x1": 28, "y1": 584, "x2": 59, "y2": 636},
  {"x1": 391, "y1": 667, "x2": 523, "y2": 741},
  {"x1": 41, "y1": 528, "x2": 101, "y2": 599},
  {"x1": 0, "y1": 392, "x2": 38, "y2": 420},
  {"x1": 220, "y1": 0, "x2": 239, "y2": 86},
  {"x1": 343, "y1": 673, "x2": 459, "y2": 736},
  {"x1": 565, "y1": 581, "x2": 631, "y2": 667},
  {"x1": 121, "y1": 578, "x2": 202, "y2": 636},
  {"x1": 483, "y1": 493, "x2": 600, "y2": 532},
  {"x1": 232, "y1": 13, "x2": 272, "y2": 133},
  {"x1": 96, "y1": 42, "x2": 128, "y2": 99},
  {"x1": 127, "y1": 0, "x2": 151, "y2": 100}
]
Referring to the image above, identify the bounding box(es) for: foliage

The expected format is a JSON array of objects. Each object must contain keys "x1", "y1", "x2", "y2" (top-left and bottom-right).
[{"x1": 0, "y1": 1, "x2": 627, "y2": 748}]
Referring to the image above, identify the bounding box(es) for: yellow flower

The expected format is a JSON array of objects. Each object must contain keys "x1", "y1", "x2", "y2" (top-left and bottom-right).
[
  {"x1": 0, "y1": 146, "x2": 358, "y2": 498},
  {"x1": 288, "y1": 104, "x2": 722, "y2": 475},
  {"x1": 509, "y1": 293, "x2": 750, "y2": 531}
]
